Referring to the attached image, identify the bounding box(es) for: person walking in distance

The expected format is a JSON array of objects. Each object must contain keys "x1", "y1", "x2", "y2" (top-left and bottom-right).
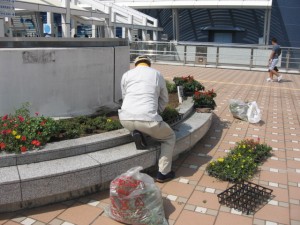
[
  {"x1": 118, "y1": 55, "x2": 176, "y2": 183},
  {"x1": 267, "y1": 37, "x2": 282, "y2": 82}
]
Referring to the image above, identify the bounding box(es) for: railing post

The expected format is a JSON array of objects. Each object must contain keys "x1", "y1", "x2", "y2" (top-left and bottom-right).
[
  {"x1": 184, "y1": 45, "x2": 187, "y2": 64},
  {"x1": 216, "y1": 46, "x2": 219, "y2": 67},
  {"x1": 285, "y1": 48, "x2": 290, "y2": 72},
  {"x1": 250, "y1": 48, "x2": 254, "y2": 69}
]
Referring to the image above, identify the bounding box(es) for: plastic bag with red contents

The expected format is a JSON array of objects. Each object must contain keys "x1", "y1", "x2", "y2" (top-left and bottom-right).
[{"x1": 106, "y1": 167, "x2": 168, "y2": 225}]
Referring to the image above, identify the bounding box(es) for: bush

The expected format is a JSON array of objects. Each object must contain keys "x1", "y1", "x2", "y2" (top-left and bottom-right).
[
  {"x1": 161, "y1": 106, "x2": 180, "y2": 124},
  {"x1": 165, "y1": 80, "x2": 177, "y2": 93},
  {"x1": 206, "y1": 139, "x2": 272, "y2": 182}
]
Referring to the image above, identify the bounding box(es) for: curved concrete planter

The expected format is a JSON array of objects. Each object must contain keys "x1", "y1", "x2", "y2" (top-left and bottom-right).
[{"x1": 0, "y1": 99, "x2": 212, "y2": 212}]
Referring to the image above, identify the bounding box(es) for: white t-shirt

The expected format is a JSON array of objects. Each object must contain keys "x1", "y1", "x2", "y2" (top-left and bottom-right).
[{"x1": 118, "y1": 66, "x2": 168, "y2": 122}]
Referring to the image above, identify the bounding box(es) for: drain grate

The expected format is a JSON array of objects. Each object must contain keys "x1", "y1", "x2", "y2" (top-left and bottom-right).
[{"x1": 217, "y1": 181, "x2": 273, "y2": 214}]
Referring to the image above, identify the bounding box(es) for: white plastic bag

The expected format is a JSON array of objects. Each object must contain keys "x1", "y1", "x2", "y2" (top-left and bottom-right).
[
  {"x1": 247, "y1": 101, "x2": 261, "y2": 123},
  {"x1": 229, "y1": 99, "x2": 261, "y2": 123},
  {"x1": 229, "y1": 99, "x2": 249, "y2": 121},
  {"x1": 106, "y1": 167, "x2": 168, "y2": 225}
]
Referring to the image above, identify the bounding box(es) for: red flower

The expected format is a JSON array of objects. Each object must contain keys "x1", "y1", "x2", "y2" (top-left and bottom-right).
[
  {"x1": 14, "y1": 124, "x2": 19, "y2": 128},
  {"x1": 0, "y1": 142, "x2": 5, "y2": 150},
  {"x1": 31, "y1": 140, "x2": 41, "y2": 146},
  {"x1": 21, "y1": 136, "x2": 26, "y2": 141},
  {"x1": 35, "y1": 112, "x2": 39, "y2": 116},
  {"x1": 40, "y1": 120, "x2": 47, "y2": 126},
  {"x1": 2, "y1": 114, "x2": 8, "y2": 121},
  {"x1": 6, "y1": 129, "x2": 11, "y2": 134},
  {"x1": 3, "y1": 123, "x2": 7, "y2": 127},
  {"x1": 20, "y1": 146, "x2": 27, "y2": 152},
  {"x1": 18, "y1": 115, "x2": 25, "y2": 122},
  {"x1": 37, "y1": 132, "x2": 42, "y2": 135}
]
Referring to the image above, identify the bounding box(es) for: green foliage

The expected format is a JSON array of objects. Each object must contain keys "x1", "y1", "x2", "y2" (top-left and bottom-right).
[
  {"x1": 161, "y1": 106, "x2": 180, "y2": 124},
  {"x1": 0, "y1": 105, "x2": 123, "y2": 154},
  {"x1": 206, "y1": 139, "x2": 272, "y2": 182},
  {"x1": 193, "y1": 89, "x2": 217, "y2": 109},
  {"x1": 165, "y1": 80, "x2": 177, "y2": 93}
]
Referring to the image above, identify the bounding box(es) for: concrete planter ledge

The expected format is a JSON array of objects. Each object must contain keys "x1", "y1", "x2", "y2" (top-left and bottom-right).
[
  {"x1": 0, "y1": 100, "x2": 212, "y2": 213},
  {"x1": 0, "y1": 98, "x2": 194, "y2": 168}
]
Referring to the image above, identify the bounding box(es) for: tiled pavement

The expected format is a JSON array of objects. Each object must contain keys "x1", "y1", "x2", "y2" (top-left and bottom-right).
[{"x1": 1, "y1": 65, "x2": 300, "y2": 225}]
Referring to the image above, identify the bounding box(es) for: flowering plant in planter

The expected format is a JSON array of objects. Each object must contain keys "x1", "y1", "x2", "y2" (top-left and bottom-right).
[
  {"x1": 193, "y1": 89, "x2": 217, "y2": 109},
  {"x1": 173, "y1": 75, "x2": 204, "y2": 96},
  {"x1": 206, "y1": 139, "x2": 272, "y2": 182},
  {"x1": 0, "y1": 104, "x2": 60, "y2": 153}
]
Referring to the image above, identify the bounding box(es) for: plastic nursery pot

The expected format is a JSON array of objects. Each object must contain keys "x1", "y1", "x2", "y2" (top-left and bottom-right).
[
  {"x1": 183, "y1": 91, "x2": 194, "y2": 97},
  {"x1": 196, "y1": 108, "x2": 212, "y2": 113}
]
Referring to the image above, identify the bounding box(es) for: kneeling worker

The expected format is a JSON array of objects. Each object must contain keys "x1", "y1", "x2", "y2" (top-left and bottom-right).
[{"x1": 118, "y1": 55, "x2": 176, "y2": 183}]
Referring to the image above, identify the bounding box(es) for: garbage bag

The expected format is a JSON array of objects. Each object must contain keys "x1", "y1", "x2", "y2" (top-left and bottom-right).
[
  {"x1": 247, "y1": 101, "x2": 261, "y2": 123},
  {"x1": 229, "y1": 99, "x2": 249, "y2": 122},
  {"x1": 229, "y1": 99, "x2": 261, "y2": 123},
  {"x1": 106, "y1": 167, "x2": 168, "y2": 225}
]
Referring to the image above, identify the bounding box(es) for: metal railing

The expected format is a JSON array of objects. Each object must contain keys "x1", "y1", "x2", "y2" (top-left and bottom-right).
[{"x1": 130, "y1": 41, "x2": 300, "y2": 74}]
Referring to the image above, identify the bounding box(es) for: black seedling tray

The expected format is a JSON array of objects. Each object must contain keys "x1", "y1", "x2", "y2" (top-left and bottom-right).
[{"x1": 217, "y1": 181, "x2": 273, "y2": 215}]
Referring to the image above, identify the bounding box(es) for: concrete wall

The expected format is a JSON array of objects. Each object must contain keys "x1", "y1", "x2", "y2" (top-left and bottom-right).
[{"x1": 0, "y1": 45, "x2": 129, "y2": 117}]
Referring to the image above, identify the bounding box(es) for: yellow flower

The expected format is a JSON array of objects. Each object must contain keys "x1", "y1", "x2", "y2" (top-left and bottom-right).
[
  {"x1": 12, "y1": 130, "x2": 17, "y2": 136},
  {"x1": 107, "y1": 119, "x2": 112, "y2": 123},
  {"x1": 217, "y1": 158, "x2": 224, "y2": 162},
  {"x1": 210, "y1": 162, "x2": 215, "y2": 166},
  {"x1": 242, "y1": 145, "x2": 246, "y2": 148},
  {"x1": 241, "y1": 165, "x2": 244, "y2": 168},
  {"x1": 15, "y1": 135, "x2": 21, "y2": 139}
]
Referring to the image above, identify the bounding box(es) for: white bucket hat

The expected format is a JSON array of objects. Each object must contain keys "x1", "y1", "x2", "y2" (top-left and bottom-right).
[{"x1": 134, "y1": 55, "x2": 151, "y2": 66}]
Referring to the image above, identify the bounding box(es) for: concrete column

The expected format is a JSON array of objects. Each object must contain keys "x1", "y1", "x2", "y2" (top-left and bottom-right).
[
  {"x1": 46, "y1": 12, "x2": 54, "y2": 36},
  {"x1": 92, "y1": 24, "x2": 96, "y2": 37},
  {"x1": 122, "y1": 27, "x2": 126, "y2": 38},
  {"x1": 127, "y1": 28, "x2": 133, "y2": 42},
  {"x1": 263, "y1": 9, "x2": 272, "y2": 45},
  {"x1": 172, "y1": 8, "x2": 179, "y2": 41},
  {"x1": 61, "y1": 0, "x2": 71, "y2": 37},
  {"x1": 0, "y1": 18, "x2": 4, "y2": 37},
  {"x1": 71, "y1": 18, "x2": 77, "y2": 37},
  {"x1": 105, "y1": 18, "x2": 114, "y2": 38},
  {"x1": 153, "y1": 19, "x2": 158, "y2": 41},
  {"x1": 142, "y1": 17, "x2": 147, "y2": 41}
]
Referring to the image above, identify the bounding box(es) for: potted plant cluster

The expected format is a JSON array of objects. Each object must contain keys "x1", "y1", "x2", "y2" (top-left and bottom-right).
[
  {"x1": 206, "y1": 139, "x2": 272, "y2": 182},
  {"x1": 160, "y1": 106, "x2": 182, "y2": 125},
  {"x1": 193, "y1": 89, "x2": 217, "y2": 111},
  {"x1": 173, "y1": 75, "x2": 204, "y2": 96},
  {"x1": 171, "y1": 75, "x2": 217, "y2": 111}
]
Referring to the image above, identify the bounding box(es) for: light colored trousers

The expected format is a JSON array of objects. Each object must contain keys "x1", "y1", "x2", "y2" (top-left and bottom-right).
[{"x1": 120, "y1": 120, "x2": 176, "y2": 174}]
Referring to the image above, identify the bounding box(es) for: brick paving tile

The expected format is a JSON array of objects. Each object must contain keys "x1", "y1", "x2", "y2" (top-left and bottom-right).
[
  {"x1": 163, "y1": 198, "x2": 185, "y2": 221},
  {"x1": 254, "y1": 205, "x2": 290, "y2": 224},
  {"x1": 290, "y1": 205, "x2": 300, "y2": 221},
  {"x1": 187, "y1": 191, "x2": 220, "y2": 210},
  {"x1": 289, "y1": 186, "x2": 300, "y2": 200},
  {"x1": 58, "y1": 203, "x2": 103, "y2": 225},
  {"x1": 198, "y1": 175, "x2": 229, "y2": 190},
  {"x1": 214, "y1": 212, "x2": 253, "y2": 225},
  {"x1": 174, "y1": 210, "x2": 215, "y2": 225},
  {"x1": 259, "y1": 170, "x2": 288, "y2": 184},
  {"x1": 90, "y1": 215, "x2": 123, "y2": 225},
  {"x1": 162, "y1": 181, "x2": 194, "y2": 198},
  {"x1": 288, "y1": 172, "x2": 300, "y2": 183},
  {"x1": 270, "y1": 186, "x2": 289, "y2": 202},
  {"x1": 175, "y1": 166, "x2": 204, "y2": 181},
  {"x1": 21, "y1": 204, "x2": 66, "y2": 224}
]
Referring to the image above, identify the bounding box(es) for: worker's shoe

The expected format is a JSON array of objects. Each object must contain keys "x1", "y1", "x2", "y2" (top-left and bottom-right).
[
  {"x1": 132, "y1": 130, "x2": 147, "y2": 150},
  {"x1": 156, "y1": 171, "x2": 175, "y2": 183}
]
